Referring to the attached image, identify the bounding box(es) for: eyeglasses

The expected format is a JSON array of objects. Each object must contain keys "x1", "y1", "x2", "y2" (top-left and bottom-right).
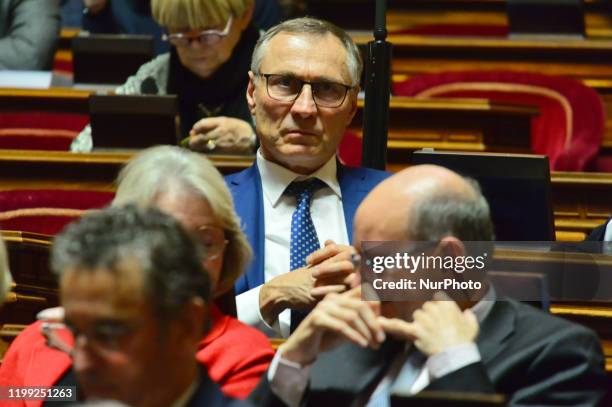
[
  {"x1": 258, "y1": 73, "x2": 354, "y2": 108},
  {"x1": 41, "y1": 320, "x2": 139, "y2": 357},
  {"x1": 196, "y1": 225, "x2": 228, "y2": 260},
  {"x1": 162, "y1": 16, "x2": 233, "y2": 47}
]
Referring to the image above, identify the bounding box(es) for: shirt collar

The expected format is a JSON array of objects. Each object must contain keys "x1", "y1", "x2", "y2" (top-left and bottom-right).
[
  {"x1": 470, "y1": 283, "x2": 496, "y2": 324},
  {"x1": 604, "y1": 219, "x2": 612, "y2": 242},
  {"x1": 256, "y1": 149, "x2": 342, "y2": 207}
]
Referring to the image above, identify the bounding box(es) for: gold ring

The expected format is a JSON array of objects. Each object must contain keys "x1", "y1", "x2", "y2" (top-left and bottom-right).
[{"x1": 206, "y1": 139, "x2": 217, "y2": 151}]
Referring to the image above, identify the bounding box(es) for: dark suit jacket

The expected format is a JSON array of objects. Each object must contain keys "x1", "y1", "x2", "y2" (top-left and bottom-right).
[
  {"x1": 250, "y1": 299, "x2": 606, "y2": 406},
  {"x1": 586, "y1": 217, "x2": 610, "y2": 242},
  {"x1": 225, "y1": 162, "x2": 389, "y2": 295},
  {"x1": 188, "y1": 370, "x2": 253, "y2": 407},
  {"x1": 36, "y1": 366, "x2": 250, "y2": 407},
  {"x1": 0, "y1": 0, "x2": 60, "y2": 69}
]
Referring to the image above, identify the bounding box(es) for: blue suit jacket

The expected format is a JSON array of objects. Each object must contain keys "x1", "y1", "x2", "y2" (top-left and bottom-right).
[{"x1": 226, "y1": 162, "x2": 390, "y2": 295}]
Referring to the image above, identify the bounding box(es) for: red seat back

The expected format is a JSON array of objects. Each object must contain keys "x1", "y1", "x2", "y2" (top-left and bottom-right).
[
  {"x1": 0, "y1": 112, "x2": 88, "y2": 151},
  {"x1": 394, "y1": 71, "x2": 605, "y2": 171},
  {"x1": 0, "y1": 189, "x2": 114, "y2": 235},
  {"x1": 337, "y1": 131, "x2": 363, "y2": 168}
]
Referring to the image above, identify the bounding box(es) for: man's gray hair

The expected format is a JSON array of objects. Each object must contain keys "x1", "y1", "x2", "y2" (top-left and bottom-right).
[
  {"x1": 250, "y1": 17, "x2": 363, "y2": 86},
  {"x1": 51, "y1": 205, "x2": 211, "y2": 321},
  {"x1": 408, "y1": 178, "x2": 495, "y2": 243},
  {"x1": 112, "y1": 146, "x2": 251, "y2": 295}
]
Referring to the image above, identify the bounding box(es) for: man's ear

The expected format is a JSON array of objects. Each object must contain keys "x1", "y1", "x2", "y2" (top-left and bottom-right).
[
  {"x1": 435, "y1": 236, "x2": 466, "y2": 258},
  {"x1": 177, "y1": 297, "x2": 208, "y2": 344},
  {"x1": 345, "y1": 88, "x2": 359, "y2": 125},
  {"x1": 247, "y1": 71, "x2": 257, "y2": 115}
]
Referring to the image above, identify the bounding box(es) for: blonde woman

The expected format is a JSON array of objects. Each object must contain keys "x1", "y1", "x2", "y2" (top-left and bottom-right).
[{"x1": 71, "y1": 0, "x2": 258, "y2": 154}]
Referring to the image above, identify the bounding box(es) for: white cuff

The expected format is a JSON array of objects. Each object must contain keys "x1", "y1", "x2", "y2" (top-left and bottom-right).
[
  {"x1": 268, "y1": 345, "x2": 312, "y2": 407},
  {"x1": 426, "y1": 342, "x2": 481, "y2": 381},
  {"x1": 236, "y1": 285, "x2": 284, "y2": 337}
]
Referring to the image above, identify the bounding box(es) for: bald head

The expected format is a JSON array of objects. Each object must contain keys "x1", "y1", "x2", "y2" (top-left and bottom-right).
[{"x1": 354, "y1": 165, "x2": 494, "y2": 245}]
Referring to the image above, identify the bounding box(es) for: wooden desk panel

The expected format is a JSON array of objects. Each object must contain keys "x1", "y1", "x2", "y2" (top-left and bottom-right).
[
  {"x1": 551, "y1": 172, "x2": 612, "y2": 236},
  {"x1": 308, "y1": 0, "x2": 612, "y2": 36},
  {"x1": 493, "y1": 247, "x2": 612, "y2": 370},
  {"x1": 350, "y1": 97, "x2": 536, "y2": 170},
  {"x1": 0, "y1": 231, "x2": 56, "y2": 358},
  {"x1": 3, "y1": 84, "x2": 612, "y2": 153},
  {"x1": 0, "y1": 88, "x2": 92, "y2": 114},
  {"x1": 353, "y1": 35, "x2": 612, "y2": 83},
  {"x1": 0, "y1": 150, "x2": 253, "y2": 187}
]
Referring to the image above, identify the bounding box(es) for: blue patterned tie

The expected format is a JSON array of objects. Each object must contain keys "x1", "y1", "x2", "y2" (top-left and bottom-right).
[{"x1": 287, "y1": 178, "x2": 325, "y2": 331}]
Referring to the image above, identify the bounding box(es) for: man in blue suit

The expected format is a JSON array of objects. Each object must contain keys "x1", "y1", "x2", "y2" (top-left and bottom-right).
[{"x1": 226, "y1": 17, "x2": 389, "y2": 337}]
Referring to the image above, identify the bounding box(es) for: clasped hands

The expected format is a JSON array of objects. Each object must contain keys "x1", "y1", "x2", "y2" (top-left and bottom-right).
[
  {"x1": 259, "y1": 240, "x2": 358, "y2": 326},
  {"x1": 281, "y1": 287, "x2": 480, "y2": 366},
  {"x1": 188, "y1": 117, "x2": 254, "y2": 154}
]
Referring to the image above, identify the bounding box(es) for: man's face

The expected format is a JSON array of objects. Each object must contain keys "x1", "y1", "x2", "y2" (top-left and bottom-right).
[
  {"x1": 247, "y1": 32, "x2": 358, "y2": 174},
  {"x1": 61, "y1": 262, "x2": 190, "y2": 407},
  {"x1": 353, "y1": 194, "x2": 426, "y2": 321},
  {"x1": 174, "y1": 10, "x2": 251, "y2": 79}
]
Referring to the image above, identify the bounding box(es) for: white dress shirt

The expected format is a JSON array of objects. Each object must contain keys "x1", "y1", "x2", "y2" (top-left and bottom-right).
[
  {"x1": 236, "y1": 150, "x2": 349, "y2": 337},
  {"x1": 268, "y1": 286, "x2": 497, "y2": 407},
  {"x1": 603, "y1": 219, "x2": 612, "y2": 254}
]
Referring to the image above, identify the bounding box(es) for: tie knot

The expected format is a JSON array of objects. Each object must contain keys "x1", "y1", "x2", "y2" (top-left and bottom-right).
[{"x1": 285, "y1": 178, "x2": 325, "y2": 201}]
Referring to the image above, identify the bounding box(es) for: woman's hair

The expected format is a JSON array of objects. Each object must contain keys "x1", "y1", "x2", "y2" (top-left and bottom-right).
[
  {"x1": 151, "y1": 0, "x2": 252, "y2": 29},
  {"x1": 112, "y1": 146, "x2": 252, "y2": 295}
]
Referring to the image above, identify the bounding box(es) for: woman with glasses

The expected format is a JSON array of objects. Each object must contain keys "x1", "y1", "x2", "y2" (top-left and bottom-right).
[
  {"x1": 0, "y1": 146, "x2": 274, "y2": 402},
  {"x1": 71, "y1": 0, "x2": 260, "y2": 154}
]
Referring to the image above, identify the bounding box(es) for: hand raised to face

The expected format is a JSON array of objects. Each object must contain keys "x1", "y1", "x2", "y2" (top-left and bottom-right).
[
  {"x1": 378, "y1": 291, "x2": 479, "y2": 356},
  {"x1": 280, "y1": 286, "x2": 385, "y2": 366}
]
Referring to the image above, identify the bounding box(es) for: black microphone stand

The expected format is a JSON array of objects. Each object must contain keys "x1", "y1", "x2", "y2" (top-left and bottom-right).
[{"x1": 360, "y1": 0, "x2": 392, "y2": 170}]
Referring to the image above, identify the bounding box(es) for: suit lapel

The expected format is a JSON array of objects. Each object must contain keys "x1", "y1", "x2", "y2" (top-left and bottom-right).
[
  {"x1": 186, "y1": 369, "x2": 229, "y2": 407},
  {"x1": 338, "y1": 165, "x2": 367, "y2": 243},
  {"x1": 228, "y1": 164, "x2": 265, "y2": 293},
  {"x1": 309, "y1": 339, "x2": 404, "y2": 402},
  {"x1": 477, "y1": 300, "x2": 516, "y2": 365}
]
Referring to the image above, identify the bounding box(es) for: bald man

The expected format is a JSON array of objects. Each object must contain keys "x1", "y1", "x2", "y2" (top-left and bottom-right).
[{"x1": 250, "y1": 165, "x2": 607, "y2": 406}]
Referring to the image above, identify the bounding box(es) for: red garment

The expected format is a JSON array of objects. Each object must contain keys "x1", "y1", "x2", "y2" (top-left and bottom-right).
[{"x1": 0, "y1": 306, "x2": 273, "y2": 405}]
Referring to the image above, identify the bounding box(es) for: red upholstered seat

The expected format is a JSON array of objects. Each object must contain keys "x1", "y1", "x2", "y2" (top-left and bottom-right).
[
  {"x1": 0, "y1": 189, "x2": 114, "y2": 235},
  {"x1": 394, "y1": 71, "x2": 605, "y2": 171},
  {"x1": 53, "y1": 58, "x2": 73, "y2": 75},
  {"x1": 338, "y1": 131, "x2": 363, "y2": 168},
  {"x1": 590, "y1": 154, "x2": 612, "y2": 172},
  {"x1": 0, "y1": 112, "x2": 88, "y2": 151}
]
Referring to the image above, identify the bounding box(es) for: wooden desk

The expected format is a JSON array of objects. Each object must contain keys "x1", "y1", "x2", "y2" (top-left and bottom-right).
[
  {"x1": 0, "y1": 231, "x2": 55, "y2": 358},
  {"x1": 309, "y1": 0, "x2": 612, "y2": 37},
  {"x1": 0, "y1": 88, "x2": 92, "y2": 114},
  {"x1": 350, "y1": 97, "x2": 537, "y2": 172},
  {"x1": 0, "y1": 150, "x2": 253, "y2": 188},
  {"x1": 551, "y1": 172, "x2": 612, "y2": 237},
  {"x1": 352, "y1": 34, "x2": 612, "y2": 85},
  {"x1": 493, "y1": 247, "x2": 612, "y2": 369}
]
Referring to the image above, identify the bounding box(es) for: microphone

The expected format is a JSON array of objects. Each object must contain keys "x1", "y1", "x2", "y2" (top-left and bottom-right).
[{"x1": 140, "y1": 77, "x2": 158, "y2": 95}]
